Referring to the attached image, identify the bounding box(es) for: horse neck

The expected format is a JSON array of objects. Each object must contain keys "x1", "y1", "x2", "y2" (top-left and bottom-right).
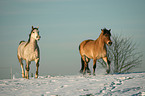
[
  {"x1": 95, "y1": 33, "x2": 105, "y2": 48},
  {"x1": 29, "y1": 37, "x2": 38, "y2": 47}
]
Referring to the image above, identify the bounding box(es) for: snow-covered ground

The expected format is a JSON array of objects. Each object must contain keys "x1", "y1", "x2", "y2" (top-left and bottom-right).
[{"x1": 0, "y1": 73, "x2": 145, "y2": 96}]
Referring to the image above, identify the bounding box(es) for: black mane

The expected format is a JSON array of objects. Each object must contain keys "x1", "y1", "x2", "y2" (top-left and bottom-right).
[{"x1": 102, "y1": 28, "x2": 111, "y2": 36}]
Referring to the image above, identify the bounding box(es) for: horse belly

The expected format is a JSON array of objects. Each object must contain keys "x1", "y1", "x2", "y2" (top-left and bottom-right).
[
  {"x1": 84, "y1": 51, "x2": 94, "y2": 59},
  {"x1": 95, "y1": 52, "x2": 107, "y2": 59}
]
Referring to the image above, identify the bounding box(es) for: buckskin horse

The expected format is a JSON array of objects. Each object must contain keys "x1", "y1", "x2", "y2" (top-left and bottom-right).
[{"x1": 79, "y1": 28, "x2": 112, "y2": 75}]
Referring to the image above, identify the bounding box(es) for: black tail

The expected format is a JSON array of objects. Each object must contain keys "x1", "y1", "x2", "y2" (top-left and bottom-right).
[
  {"x1": 81, "y1": 57, "x2": 84, "y2": 70},
  {"x1": 79, "y1": 45, "x2": 84, "y2": 73},
  {"x1": 80, "y1": 57, "x2": 84, "y2": 73},
  {"x1": 79, "y1": 45, "x2": 80, "y2": 51},
  {"x1": 79, "y1": 45, "x2": 84, "y2": 70}
]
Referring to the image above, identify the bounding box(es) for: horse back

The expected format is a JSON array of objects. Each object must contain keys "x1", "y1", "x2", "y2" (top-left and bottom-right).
[{"x1": 79, "y1": 39, "x2": 107, "y2": 59}]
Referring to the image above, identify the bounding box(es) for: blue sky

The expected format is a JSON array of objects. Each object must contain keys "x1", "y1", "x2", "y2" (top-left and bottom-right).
[{"x1": 0, "y1": 0, "x2": 145, "y2": 79}]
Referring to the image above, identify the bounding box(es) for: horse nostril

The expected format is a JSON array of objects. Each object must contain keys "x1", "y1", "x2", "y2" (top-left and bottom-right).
[
  {"x1": 36, "y1": 36, "x2": 40, "y2": 38},
  {"x1": 108, "y1": 42, "x2": 112, "y2": 45}
]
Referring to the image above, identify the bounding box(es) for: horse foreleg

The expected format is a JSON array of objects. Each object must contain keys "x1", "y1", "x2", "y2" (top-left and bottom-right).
[
  {"x1": 35, "y1": 63, "x2": 39, "y2": 78},
  {"x1": 25, "y1": 60, "x2": 30, "y2": 79},
  {"x1": 35, "y1": 58, "x2": 39, "y2": 78},
  {"x1": 93, "y1": 59, "x2": 97, "y2": 76},
  {"x1": 103, "y1": 57, "x2": 110, "y2": 74},
  {"x1": 18, "y1": 58, "x2": 25, "y2": 78}
]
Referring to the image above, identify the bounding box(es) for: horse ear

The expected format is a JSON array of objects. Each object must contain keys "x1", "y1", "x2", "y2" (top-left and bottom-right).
[
  {"x1": 32, "y1": 26, "x2": 34, "y2": 29},
  {"x1": 101, "y1": 29, "x2": 103, "y2": 31},
  {"x1": 109, "y1": 29, "x2": 111, "y2": 31},
  {"x1": 37, "y1": 26, "x2": 39, "y2": 29}
]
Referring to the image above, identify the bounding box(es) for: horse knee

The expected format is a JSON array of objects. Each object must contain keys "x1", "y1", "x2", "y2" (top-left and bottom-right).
[
  {"x1": 107, "y1": 60, "x2": 111, "y2": 65},
  {"x1": 36, "y1": 63, "x2": 39, "y2": 67},
  {"x1": 36, "y1": 71, "x2": 38, "y2": 75},
  {"x1": 26, "y1": 66, "x2": 30, "y2": 71},
  {"x1": 93, "y1": 64, "x2": 96, "y2": 69},
  {"x1": 18, "y1": 58, "x2": 23, "y2": 64}
]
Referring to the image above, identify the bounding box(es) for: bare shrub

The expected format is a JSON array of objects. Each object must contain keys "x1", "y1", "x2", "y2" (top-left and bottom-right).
[{"x1": 98, "y1": 34, "x2": 142, "y2": 73}]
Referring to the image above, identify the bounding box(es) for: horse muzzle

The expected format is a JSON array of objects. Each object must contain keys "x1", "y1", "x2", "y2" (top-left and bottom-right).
[
  {"x1": 107, "y1": 41, "x2": 112, "y2": 46},
  {"x1": 36, "y1": 36, "x2": 41, "y2": 40}
]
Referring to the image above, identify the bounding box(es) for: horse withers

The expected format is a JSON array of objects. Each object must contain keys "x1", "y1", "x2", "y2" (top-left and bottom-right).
[
  {"x1": 17, "y1": 26, "x2": 41, "y2": 79},
  {"x1": 79, "y1": 28, "x2": 112, "y2": 75}
]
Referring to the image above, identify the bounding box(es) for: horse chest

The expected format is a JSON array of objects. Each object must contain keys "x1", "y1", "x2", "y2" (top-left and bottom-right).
[
  {"x1": 96, "y1": 52, "x2": 106, "y2": 59},
  {"x1": 23, "y1": 46, "x2": 39, "y2": 61}
]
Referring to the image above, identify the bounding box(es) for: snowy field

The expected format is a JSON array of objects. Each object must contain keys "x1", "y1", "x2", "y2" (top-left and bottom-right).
[{"x1": 0, "y1": 73, "x2": 145, "y2": 96}]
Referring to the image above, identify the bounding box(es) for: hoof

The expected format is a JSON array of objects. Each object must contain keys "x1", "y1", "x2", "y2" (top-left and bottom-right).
[
  {"x1": 80, "y1": 70, "x2": 83, "y2": 74},
  {"x1": 25, "y1": 76, "x2": 29, "y2": 79},
  {"x1": 86, "y1": 72, "x2": 91, "y2": 75},
  {"x1": 35, "y1": 73, "x2": 38, "y2": 78},
  {"x1": 83, "y1": 71, "x2": 86, "y2": 75},
  {"x1": 35, "y1": 76, "x2": 38, "y2": 78},
  {"x1": 87, "y1": 70, "x2": 91, "y2": 74},
  {"x1": 106, "y1": 69, "x2": 110, "y2": 74},
  {"x1": 93, "y1": 72, "x2": 96, "y2": 76},
  {"x1": 22, "y1": 73, "x2": 25, "y2": 78}
]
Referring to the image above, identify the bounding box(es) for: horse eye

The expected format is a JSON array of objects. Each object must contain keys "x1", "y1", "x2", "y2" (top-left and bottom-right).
[{"x1": 33, "y1": 32, "x2": 35, "y2": 33}]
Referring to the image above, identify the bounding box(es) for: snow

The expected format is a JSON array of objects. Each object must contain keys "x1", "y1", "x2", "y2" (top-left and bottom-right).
[{"x1": 0, "y1": 73, "x2": 145, "y2": 96}]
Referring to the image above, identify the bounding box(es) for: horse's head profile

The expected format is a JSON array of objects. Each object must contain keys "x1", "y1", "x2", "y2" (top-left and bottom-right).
[
  {"x1": 101, "y1": 28, "x2": 112, "y2": 46},
  {"x1": 30, "y1": 26, "x2": 41, "y2": 41}
]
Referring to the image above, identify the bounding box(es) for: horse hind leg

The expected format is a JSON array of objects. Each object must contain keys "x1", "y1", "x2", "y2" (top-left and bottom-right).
[
  {"x1": 86, "y1": 58, "x2": 91, "y2": 74},
  {"x1": 83, "y1": 61, "x2": 87, "y2": 75},
  {"x1": 80, "y1": 56, "x2": 87, "y2": 75},
  {"x1": 82, "y1": 55, "x2": 91, "y2": 75},
  {"x1": 18, "y1": 56, "x2": 25, "y2": 78}
]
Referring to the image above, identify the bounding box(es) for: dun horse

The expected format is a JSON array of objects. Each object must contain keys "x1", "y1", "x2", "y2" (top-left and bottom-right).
[
  {"x1": 79, "y1": 28, "x2": 112, "y2": 75},
  {"x1": 17, "y1": 26, "x2": 41, "y2": 79}
]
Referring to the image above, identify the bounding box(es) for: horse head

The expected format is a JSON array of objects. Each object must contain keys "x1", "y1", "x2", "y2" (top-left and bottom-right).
[
  {"x1": 30, "y1": 26, "x2": 41, "y2": 41},
  {"x1": 101, "y1": 28, "x2": 112, "y2": 46}
]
